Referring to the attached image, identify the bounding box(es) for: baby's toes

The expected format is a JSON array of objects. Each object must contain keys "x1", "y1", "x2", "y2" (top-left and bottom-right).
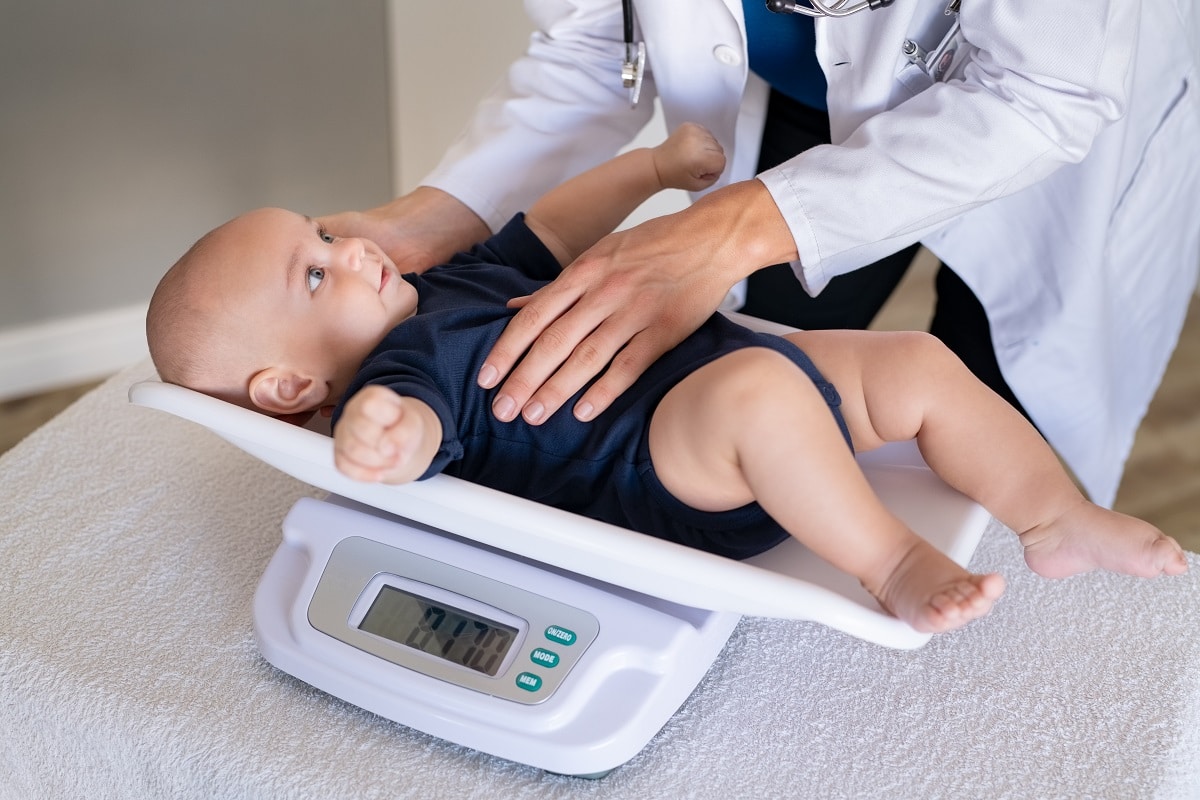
[
  {"x1": 931, "y1": 575, "x2": 1003, "y2": 624},
  {"x1": 1156, "y1": 538, "x2": 1189, "y2": 576},
  {"x1": 930, "y1": 583, "x2": 971, "y2": 614}
]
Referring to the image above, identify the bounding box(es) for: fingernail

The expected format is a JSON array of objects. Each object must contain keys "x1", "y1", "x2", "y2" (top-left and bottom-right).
[
  {"x1": 524, "y1": 401, "x2": 544, "y2": 424},
  {"x1": 493, "y1": 395, "x2": 516, "y2": 421},
  {"x1": 574, "y1": 401, "x2": 594, "y2": 421},
  {"x1": 478, "y1": 364, "x2": 498, "y2": 388}
]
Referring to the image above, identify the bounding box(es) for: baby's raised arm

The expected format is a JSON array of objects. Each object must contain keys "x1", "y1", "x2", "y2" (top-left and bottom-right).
[
  {"x1": 333, "y1": 386, "x2": 444, "y2": 484},
  {"x1": 525, "y1": 123, "x2": 726, "y2": 267}
]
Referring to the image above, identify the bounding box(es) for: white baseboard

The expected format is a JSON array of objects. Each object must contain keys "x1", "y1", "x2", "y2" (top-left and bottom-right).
[{"x1": 0, "y1": 304, "x2": 150, "y2": 401}]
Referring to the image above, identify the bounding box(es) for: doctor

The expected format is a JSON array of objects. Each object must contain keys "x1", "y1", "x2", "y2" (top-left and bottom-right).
[{"x1": 326, "y1": 0, "x2": 1200, "y2": 508}]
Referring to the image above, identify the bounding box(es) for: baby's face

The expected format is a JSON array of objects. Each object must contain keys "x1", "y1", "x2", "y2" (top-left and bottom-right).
[{"x1": 206, "y1": 207, "x2": 418, "y2": 401}]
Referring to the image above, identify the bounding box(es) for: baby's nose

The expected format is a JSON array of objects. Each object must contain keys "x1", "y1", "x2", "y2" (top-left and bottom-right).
[{"x1": 336, "y1": 238, "x2": 366, "y2": 271}]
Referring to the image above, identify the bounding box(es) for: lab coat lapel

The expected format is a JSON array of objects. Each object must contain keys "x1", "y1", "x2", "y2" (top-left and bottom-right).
[
  {"x1": 642, "y1": 0, "x2": 756, "y2": 187},
  {"x1": 820, "y1": 1, "x2": 938, "y2": 143}
]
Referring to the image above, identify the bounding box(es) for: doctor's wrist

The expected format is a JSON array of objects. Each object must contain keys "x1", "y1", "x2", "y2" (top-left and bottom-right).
[{"x1": 687, "y1": 179, "x2": 799, "y2": 279}]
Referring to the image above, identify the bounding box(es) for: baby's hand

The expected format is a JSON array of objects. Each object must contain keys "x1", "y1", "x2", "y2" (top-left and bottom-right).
[
  {"x1": 652, "y1": 122, "x2": 726, "y2": 192},
  {"x1": 333, "y1": 385, "x2": 442, "y2": 484}
]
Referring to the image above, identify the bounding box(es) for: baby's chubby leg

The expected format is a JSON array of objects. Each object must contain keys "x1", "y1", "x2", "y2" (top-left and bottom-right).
[
  {"x1": 789, "y1": 330, "x2": 1189, "y2": 581},
  {"x1": 648, "y1": 346, "x2": 1003, "y2": 634}
]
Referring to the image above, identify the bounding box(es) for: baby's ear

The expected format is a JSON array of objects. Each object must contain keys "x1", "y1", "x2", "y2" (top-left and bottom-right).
[{"x1": 248, "y1": 367, "x2": 329, "y2": 417}]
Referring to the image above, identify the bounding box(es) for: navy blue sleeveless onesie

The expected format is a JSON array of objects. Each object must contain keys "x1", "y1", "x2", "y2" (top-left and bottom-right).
[{"x1": 334, "y1": 215, "x2": 851, "y2": 559}]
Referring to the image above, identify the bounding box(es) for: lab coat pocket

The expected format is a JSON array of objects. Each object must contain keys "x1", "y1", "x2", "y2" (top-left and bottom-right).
[
  {"x1": 1109, "y1": 78, "x2": 1193, "y2": 226},
  {"x1": 896, "y1": 62, "x2": 934, "y2": 99},
  {"x1": 893, "y1": 17, "x2": 974, "y2": 101},
  {"x1": 1105, "y1": 78, "x2": 1200, "y2": 300}
]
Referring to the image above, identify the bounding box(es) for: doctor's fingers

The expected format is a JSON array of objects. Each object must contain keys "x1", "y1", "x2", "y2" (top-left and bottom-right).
[
  {"x1": 517, "y1": 310, "x2": 673, "y2": 425},
  {"x1": 508, "y1": 292, "x2": 700, "y2": 426},
  {"x1": 479, "y1": 276, "x2": 590, "y2": 395},
  {"x1": 478, "y1": 286, "x2": 601, "y2": 419},
  {"x1": 489, "y1": 296, "x2": 629, "y2": 425},
  {"x1": 566, "y1": 286, "x2": 722, "y2": 423},
  {"x1": 569, "y1": 325, "x2": 689, "y2": 422}
]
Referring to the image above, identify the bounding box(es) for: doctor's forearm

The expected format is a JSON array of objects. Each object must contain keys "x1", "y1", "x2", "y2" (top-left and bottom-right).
[
  {"x1": 319, "y1": 187, "x2": 491, "y2": 274},
  {"x1": 681, "y1": 179, "x2": 799, "y2": 283},
  {"x1": 378, "y1": 187, "x2": 491, "y2": 270}
]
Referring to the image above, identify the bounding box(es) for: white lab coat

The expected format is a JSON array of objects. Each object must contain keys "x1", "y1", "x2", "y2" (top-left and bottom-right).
[{"x1": 425, "y1": 0, "x2": 1200, "y2": 506}]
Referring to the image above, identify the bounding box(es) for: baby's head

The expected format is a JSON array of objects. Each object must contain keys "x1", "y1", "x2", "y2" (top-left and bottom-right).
[{"x1": 147, "y1": 207, "x2": 417, "y2": 420}]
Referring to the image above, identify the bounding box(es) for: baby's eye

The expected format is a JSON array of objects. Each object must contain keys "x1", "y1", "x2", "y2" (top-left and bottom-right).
[
  {"x1": 319, "y1": 229, "x2": 335, "y2": 244},
  {"x1": 306, "y1": 267, "x2": 325, "y2": 293}
]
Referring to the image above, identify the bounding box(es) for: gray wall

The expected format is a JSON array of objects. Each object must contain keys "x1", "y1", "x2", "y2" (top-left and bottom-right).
[
  {"x1": 0, "y1": 0, "x2": 393, "y2": 394},
  {"x1": 0, "y1": 3, "x2": 625, "y2": 400}
]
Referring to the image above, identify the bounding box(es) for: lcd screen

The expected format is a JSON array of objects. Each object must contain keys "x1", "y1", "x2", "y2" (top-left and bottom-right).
[{"x1": 359, "y1": 585, "x2": 519, "y2": 677}]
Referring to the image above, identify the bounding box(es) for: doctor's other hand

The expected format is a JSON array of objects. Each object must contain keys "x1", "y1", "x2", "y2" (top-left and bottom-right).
[
  {"x1": 479, "y1": 179, "x2": 799, "y2": 425},
  {"x1": 318, "y1": 186, "x2": 490, "y2": 275},
  {"x1": 333, "y1": 386, "x2": 444, "y2": 485}
]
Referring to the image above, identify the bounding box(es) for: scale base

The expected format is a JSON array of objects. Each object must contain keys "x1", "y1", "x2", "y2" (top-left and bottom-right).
[{"x1": 254, "y1": 497, "x2": 741, "y2": 778}]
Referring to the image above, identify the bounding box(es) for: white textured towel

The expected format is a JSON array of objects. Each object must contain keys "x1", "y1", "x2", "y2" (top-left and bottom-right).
[{"x1": 1, "y1": 361, "x2": 1198, "y2": 799}]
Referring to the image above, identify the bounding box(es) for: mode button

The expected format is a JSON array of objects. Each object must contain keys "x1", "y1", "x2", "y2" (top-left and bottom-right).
[{"x1": 530, "y1": 648, "x2": 560, "y2": 668}]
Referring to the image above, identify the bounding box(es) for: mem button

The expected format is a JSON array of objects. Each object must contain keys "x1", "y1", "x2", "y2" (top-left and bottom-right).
[
  {"x1": 544, "y1": 625, "x2": 576, "y2": 646},
  {"x1": 515, "y1": 672, "x2": 543, "y2": 692}
]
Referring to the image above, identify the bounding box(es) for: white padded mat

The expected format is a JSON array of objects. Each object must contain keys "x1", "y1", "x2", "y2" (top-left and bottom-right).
[{"x1": 2, "y1": 361, "x2": 1198, "y2": 799}]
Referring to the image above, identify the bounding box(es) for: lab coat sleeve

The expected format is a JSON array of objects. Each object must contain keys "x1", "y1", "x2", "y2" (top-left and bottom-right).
[
  {"x1": 761, "y1": 0, "x2": 1139, "y2": 293},
  {"x1": 422, "y1": 0, "x2": 658, "y2": 233}
]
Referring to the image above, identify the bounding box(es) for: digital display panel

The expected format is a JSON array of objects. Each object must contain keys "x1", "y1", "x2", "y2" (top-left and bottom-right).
[{"x1": 358, "y1": 585, "x2": 519, "y2": 677}]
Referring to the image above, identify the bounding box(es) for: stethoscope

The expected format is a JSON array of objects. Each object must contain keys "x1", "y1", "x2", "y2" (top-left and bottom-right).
[{"x1": 620, "y1": 0, "x2": 896, "y2": 107}]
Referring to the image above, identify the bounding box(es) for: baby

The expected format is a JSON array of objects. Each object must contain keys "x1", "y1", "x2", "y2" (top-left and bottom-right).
[{"x1": 147, "y1": 123, "x2": 1187, "y2": 634}]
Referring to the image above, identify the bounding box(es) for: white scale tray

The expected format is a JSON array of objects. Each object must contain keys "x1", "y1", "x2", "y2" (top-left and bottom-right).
[{"x1": 129, "y1": 374, "x2": 990, "y2": 651}]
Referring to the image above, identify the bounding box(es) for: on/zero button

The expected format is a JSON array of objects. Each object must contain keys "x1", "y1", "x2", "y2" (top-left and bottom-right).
[{"x1": 544, "y1": 625, "x2": 576, "y2": 645}]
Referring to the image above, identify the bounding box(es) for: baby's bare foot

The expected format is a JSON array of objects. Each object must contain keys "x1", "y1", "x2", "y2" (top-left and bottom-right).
[
  {"x1": 867, "y1": 540, "x2": 1006, "y2": 634},
  {"x1": 1020, "y1": 500, "x2": 1189, "y2": 579}
]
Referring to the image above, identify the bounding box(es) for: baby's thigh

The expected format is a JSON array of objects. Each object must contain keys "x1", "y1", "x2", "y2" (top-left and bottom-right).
[
  {"x1": 783, "y1": 329, "x2": 949, "y2": 447},
  {"x1": 648, "y1": 346, "x2": 812, "y2": 512}
]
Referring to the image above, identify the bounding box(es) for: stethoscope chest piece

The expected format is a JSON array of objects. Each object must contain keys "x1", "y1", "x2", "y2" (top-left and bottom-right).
[
  {"x1": 622, "y1": 40, "x2": 646, "y2": 108},
  {"x1": 620, "y1": 0, "x2": 646, "y2": 108}
]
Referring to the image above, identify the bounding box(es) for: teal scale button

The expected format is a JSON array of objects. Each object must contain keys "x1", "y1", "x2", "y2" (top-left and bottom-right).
[
  {"x1": 544, "y1": 625, "x2": 577, "y2": 646},
  {"x1": 530, "y1": 648, "x2": 560, "y2": 668},
  {"x1": 515, "y1": 672, "x2": 543, "y2": 692}
]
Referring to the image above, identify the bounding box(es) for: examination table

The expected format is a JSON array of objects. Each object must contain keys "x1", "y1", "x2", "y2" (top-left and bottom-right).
[{"x1": 2, "y1": 360, "x2": 1198, "y2": 798}]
